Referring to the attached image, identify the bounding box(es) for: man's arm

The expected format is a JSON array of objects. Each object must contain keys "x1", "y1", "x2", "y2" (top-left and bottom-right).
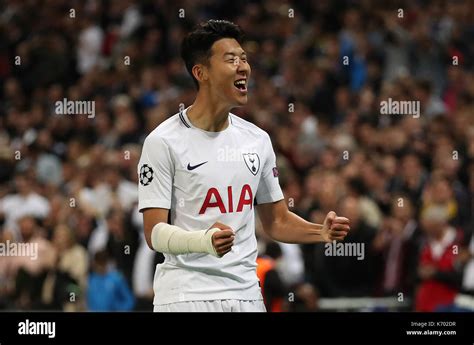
[
  {"x1": 143, "y1": 208, "x2": 169, "y2": 250},
  {"x1": 257, "y1": 200, "x2": 350, "y2": 244},
  {"x1": 142, "y1": 208, "x2": 235, "y2": 257}
]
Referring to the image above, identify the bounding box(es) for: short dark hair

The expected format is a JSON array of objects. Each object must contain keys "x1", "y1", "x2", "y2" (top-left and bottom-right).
[
  {"x1": 265, "y1": 241, "x2": 282, "y2": 260},
  {"x1": 181, "y1": 19, "x2": 243, "y2": 89},
  {"x1": 94, "y1": 249, "x2": 109, "y2": 266}
]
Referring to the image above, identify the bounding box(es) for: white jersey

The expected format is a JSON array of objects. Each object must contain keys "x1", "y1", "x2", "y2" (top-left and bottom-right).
[{"x1": 138, "y1": 107, "x2": 284, "y2": 305}]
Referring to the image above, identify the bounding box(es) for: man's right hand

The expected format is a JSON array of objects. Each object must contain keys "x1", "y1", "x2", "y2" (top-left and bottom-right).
[{"x1": 210, "y1": 222, "x2": 235, "y2": 257}]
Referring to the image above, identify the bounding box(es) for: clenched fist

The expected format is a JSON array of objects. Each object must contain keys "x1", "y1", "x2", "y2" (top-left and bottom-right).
[
  {"x1": 321, "y1": 211, "x2": 350, "y2": 242},
  {"x1": 210, "y1": 222, "x2": 235, "y2": 257}
]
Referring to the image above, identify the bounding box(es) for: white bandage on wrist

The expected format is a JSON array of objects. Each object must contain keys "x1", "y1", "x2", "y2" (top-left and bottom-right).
[{"x1": 150, "y1": 222, "x2": 220, "y2": 257}]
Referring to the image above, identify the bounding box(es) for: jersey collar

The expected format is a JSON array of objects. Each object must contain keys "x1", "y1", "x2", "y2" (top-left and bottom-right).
[{"x1": 180, "y1": 107, "x2": 233, "y2": 134}]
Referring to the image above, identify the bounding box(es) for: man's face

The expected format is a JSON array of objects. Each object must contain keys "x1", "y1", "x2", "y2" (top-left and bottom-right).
[
  {"x1": 204, "y1": 38, "x2": 251, "y2": 106},
  {"x1": 15, "y1": 176, "x2": 29, "y2": 195},
  {"x1": 339, "y1": 197, "x2": 360, "y2": 227},
  {"x1": 421, "y1": 218, "x2": 444, "y2": 238},
  {"x1": 19, "y1": 216, "x2": 35, "y2": 240}
]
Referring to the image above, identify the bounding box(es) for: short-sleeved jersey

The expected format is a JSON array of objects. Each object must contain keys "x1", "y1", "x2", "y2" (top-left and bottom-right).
[{"x1": 138, "y1": 107, "x2": 284, "y2": 305}]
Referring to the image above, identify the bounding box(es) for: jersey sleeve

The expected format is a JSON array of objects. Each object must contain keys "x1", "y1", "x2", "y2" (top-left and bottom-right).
[
  {"x1": 137, "y1": 134, "x2": 174, "y2": 211},
  {"x1": 255, "y1": 134, "x2": 284, "y2": 204}
]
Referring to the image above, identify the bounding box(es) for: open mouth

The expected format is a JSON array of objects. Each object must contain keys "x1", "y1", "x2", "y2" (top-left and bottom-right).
[{"x1": 234, "y1": 79, "x2": 247, "y2": 92}]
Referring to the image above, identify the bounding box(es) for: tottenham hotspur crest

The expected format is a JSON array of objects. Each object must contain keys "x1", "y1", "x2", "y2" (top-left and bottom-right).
[{"x1": 242, "y1": 153, "x2": 260, "y2": 176}]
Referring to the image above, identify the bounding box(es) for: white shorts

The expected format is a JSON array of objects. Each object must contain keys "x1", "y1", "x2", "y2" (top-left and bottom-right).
[{"x1": 153, "y1": 299, "x2": 266, "y2": 312}]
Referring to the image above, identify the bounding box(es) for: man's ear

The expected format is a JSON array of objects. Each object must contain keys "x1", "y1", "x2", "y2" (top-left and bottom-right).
[{"x1": 192, "y1": 64, "x2": 209, "y2": 84}]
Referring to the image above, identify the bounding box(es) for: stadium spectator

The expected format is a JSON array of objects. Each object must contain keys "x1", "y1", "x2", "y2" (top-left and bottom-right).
[
  {"x1": 256, "y1": 242, "x2": 288, "y2": 312},
  {"x1": 41, "y1": 224, "x2": 88, "y2": 311},
  {"x1": 373, "y1": 196, "x2": 421, "y2": 296},
  {"x1": 9, "y1": 216, "x2": 56, "y2": 310},
  {"x1": 315, "y1": 196, "x2": 381, "y2": 297},
  {"x1": 415, "y1": 205, "x2": 464, "y2": 312},
  {"x1": 87, "y1": 249, "x2": 135, "y2": 312},
  {"x1": 0, "y1": 174, "x2": 50, "y2": 239}
]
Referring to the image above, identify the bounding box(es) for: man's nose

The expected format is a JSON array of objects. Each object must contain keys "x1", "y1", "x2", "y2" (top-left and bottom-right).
[{"x1": 236, "y1": 59, "x2": 249, "y2": 74}]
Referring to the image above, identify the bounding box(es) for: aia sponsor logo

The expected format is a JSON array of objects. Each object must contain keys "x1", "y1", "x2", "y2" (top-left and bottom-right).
[{"x1": 199, "y1": 184, "x2": 253, "y2": 214}]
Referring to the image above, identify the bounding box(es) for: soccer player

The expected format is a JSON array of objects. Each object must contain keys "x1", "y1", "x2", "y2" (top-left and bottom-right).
[{"x1": 138, "y1": 20, "x2": 350, "y2": 312}]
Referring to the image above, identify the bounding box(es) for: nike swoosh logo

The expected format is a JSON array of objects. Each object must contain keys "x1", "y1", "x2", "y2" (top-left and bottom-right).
[{"x1": 187, "y1": 161, "x2": 208, "y2": 170}]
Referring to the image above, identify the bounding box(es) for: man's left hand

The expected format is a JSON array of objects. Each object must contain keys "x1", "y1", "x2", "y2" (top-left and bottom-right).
[{"x1": 321, "y1": 211, "x2": 350, "y2": 242}]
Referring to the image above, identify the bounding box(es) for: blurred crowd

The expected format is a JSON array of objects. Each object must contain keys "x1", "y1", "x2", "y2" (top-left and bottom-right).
[{"x1": 0, "y1": 0, "x2": 473, "y2": 312}]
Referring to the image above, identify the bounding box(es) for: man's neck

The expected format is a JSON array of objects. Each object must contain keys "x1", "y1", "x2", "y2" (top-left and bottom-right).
[
  {"x1": 433, "y1": 228, "x2": 447, "y2": 242},
  {"x1": 187, "y1": 91, "x2": 231, "y2": 132}
]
